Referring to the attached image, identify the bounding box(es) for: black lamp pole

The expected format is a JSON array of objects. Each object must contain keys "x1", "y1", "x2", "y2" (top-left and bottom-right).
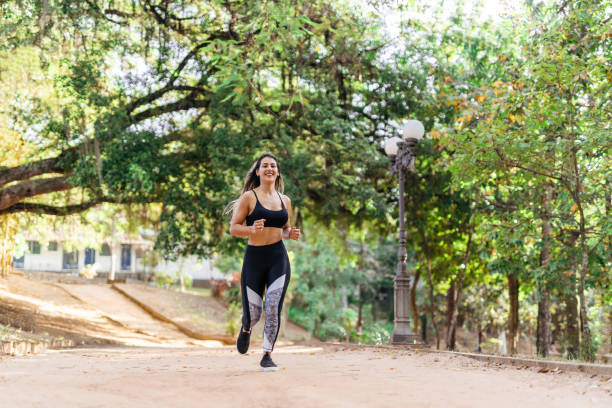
[{"x1": 389, "y1": 138, "x2": 421, "y2": 345}]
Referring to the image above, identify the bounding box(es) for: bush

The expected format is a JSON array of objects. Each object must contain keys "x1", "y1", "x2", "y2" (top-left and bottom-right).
[
  {"x1": 154, "y1": 273, "x2": 177, "y2": 289},
  {"x1": 225, "y1": 302, "x2": 241, "y2": 336},
  {"x1": 359, "y1": 321, "x2": 393, "y2": 345},
  {"x1": 79, "y1": 263, "x2": 98, "y2": 279},
  {"x1": 225, "y1": 286, "x2": 241, "y2": 306},
  {"x1": 181, "y1": 274, "x2": 193, "y2": 289}
]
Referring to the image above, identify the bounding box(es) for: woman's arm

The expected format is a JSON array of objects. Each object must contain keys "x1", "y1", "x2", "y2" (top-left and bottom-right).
[
  {"x1": 230, "y1": 192, "x2": 264, "y2": 238},
  {"x1": 281, "y1": 195, "x2": 300, "y2": 240}
]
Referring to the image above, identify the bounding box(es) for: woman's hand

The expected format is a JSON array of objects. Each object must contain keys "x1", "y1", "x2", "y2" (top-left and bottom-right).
[
  {"x1": 289, "y1": 227, "x2": 300, "y2": 240},
  {"x1": 250, "y1": 219, "x2": 266, "y2": 235}
]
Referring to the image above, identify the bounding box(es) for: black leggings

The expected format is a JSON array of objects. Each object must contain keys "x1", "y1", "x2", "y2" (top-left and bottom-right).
[{"x1": 240, "y1": 240, "x2": 291, "y2": 352}]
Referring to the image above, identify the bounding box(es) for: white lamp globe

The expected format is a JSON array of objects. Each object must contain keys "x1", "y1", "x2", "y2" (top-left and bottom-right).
[
  {"x1": 384, "y1": 136, "x2": 402, "y2": 157},
  {"x1": 402, "y1": 120, "x2": 425, "y2": 140}
]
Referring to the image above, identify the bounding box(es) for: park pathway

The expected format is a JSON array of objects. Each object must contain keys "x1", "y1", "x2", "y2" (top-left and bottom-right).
[
  {"x1": 0, "y1": 343, "x2": 609, "y2": 408},
  {"x1": 55, "y1": 283, "x2": 196, "y2": 344}
]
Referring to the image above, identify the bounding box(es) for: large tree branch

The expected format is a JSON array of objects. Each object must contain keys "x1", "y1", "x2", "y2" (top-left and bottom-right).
[
  {"x1": 0, "y1": 127, "x2": 204, "y2": 212},
  {"x1": 83, "y1": 0, "x2": 128, "y2": 25},
  {"x1": 0, "y1": 195, "x2": 147, "y2": 216},
  {"x1": 0, "y1": 156, "x2": 67, "y2": 188},
  {"x1": 125, "y1": 31, "x2": 237, "y2": 115},
  {"x1": 0, "y1": 196, "x2": 139, "y2": 216},
  {"x1": 0, "y1": 200, "x2": 101, "y2": 216},
  {"x1": 143, "y1": 0, "x2": 197, "y2": 36},
  {"x1": 0, "y1": 177, "x2": 72, "y2": 211},
  {"x1": 103, "y1": 8, "x2": 136, "y2": 20},
  {"x1": 486, "y1": 199, "x2": 519, "y2": 212},
  {"x1": 493, "y1": 147, "x2": 564, "y2": 181},
  {"x1": 126, "y1": 85, "x2": 210, "y2": 115},
  {"x1": 131, "y1": 94, "x2": 211, "y2": 123}
]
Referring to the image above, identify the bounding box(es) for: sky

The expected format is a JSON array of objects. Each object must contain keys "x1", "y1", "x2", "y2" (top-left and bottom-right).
[{"x1": 378, "y1": 0, "x2": 524, "y2": 37}]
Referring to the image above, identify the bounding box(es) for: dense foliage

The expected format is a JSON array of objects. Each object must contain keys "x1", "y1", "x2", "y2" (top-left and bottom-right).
[{"x1": 1, "y1": 0, "x2": 412, "y2": 258}]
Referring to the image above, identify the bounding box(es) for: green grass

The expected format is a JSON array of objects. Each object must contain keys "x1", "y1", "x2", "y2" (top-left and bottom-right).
[{"x1": 0, "y1": 323, "x2": 50, "y2": 343}]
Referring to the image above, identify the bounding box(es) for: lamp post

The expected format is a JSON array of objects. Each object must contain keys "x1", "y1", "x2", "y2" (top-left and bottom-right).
[{"x1": 384, "y1": 120, "x2": 424, "y2": 345}]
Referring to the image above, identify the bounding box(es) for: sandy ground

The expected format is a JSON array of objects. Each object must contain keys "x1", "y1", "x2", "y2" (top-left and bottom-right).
[
  {"x1": 113, "y1": 283, "x2": 314, "y2": 344},
  {"x1": 0, "y1": 275, "x2": 205, "y2": 347},
  {"x1": 0, "y1": 343, "x2": 610, "y2": 408},
  {"x1": 54, "y1": 283, "x2": 196, "y2": 343},
  {"x1": 1, "y1": 274, "x2": 610, "y2": 407}
]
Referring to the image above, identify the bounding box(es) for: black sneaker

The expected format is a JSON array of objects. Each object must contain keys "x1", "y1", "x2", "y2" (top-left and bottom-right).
[
  {"x1": 260, "y1": 352, "x2": 278, "y2": 372},
  {"x1": 236, "y1": 327, "x2": 251, "y2": 354}
]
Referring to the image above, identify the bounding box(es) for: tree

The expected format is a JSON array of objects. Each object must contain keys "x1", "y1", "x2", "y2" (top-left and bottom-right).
[
  {"x1": 0, "y1": 45, "x2": 57, "y2": 276},
  {"x1": 398, "y1": 139, "x2": 472, "y2": 348},
  {"x1": 446, "y1": 0, "x2": 610, "y2": 360},
  {"x1": 0, "y1": 0, "x2": 425, "y2": 261}
]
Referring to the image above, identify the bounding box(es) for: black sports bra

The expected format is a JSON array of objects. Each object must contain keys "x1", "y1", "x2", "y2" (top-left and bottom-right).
[{"x1": 245, "y1": 190, "x2": 289, "y2": 229}]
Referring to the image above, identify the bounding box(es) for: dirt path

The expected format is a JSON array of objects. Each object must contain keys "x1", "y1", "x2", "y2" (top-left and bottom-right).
[
  {"x1": 55, "y1": 283, "x2": 195, "y2": 343},
  {"x1": 1, "y1": 275, "x2": 610, "y2": 407},
  {"x1": 1, "y1": 275, "x2": 217, "y2": 347},
  {"x1": 113, "y1": 283, "x2": 314, "y2": 344},
  {"x1": 0, "y1": 344, "x2": 609, "y2": 408}
]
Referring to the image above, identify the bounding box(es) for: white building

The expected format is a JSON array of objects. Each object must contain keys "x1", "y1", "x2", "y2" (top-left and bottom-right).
[{"x1": 13, "y1": 238, "x2": 227, "y2": 286}]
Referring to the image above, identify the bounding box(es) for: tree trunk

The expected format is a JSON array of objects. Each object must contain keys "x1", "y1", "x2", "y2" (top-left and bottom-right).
[
  {"x1": 564, "y1": 275, "x2": 580, "y2": 359},
  {"x1": 576, "y1": 204, "x2": 595, "y2": 361},
  {"x1": 356, "y1": 243, "x2": 365, "y2": 343},
  {"x1": 420, "y1": 229, "x2": 440, "y2": 349},
  {"x1": 178, "y1": 256, "x2": 186, "y2": 292},
  {"x1": 371, "y1": 299, "x2": 378, "y2": 322},
  {"x1": 109, "y1": 244, "x2": 117, "y2": 281},
  {"x1": 447, "y1": 206, "x2": 476, "y2": 350},
  {"x1": 476, "y1": 324, "x2": 482, "y2": 353},
  {"x1": 536, "y1": 288, "x2": 551, "y2": 357},
  {"x1": 38, "y1": 0, "x2": 50, "y2": 45},
  {"x1": 410, "y1": 270, "x2": 421, "y2": 335},
  {"x1": 507, "y1": 274, "x2": 520, "y2": 356},
  {"x1": 109, "y1": 218, "x2": 116, "y2": 281},
  {"x1": 577, "y1": 251, "x2": 594, "y2": 361},
  {"x1": 551, "y1": 305, "x2": 562, "y2": 351},
  {"x1": 425, "y1": 257, "x2": 440, "y2": 349},
  {"x1": 356, "y1": 284, "x2": 364, "y2": 343},
  {"x1": 537, "y1": 182, "x2": 553, "y2": 357},
  {"x1": 446, "y1": 282, "x2": 456, "y2": 349},
  {"x1": 0, "y1": 215, "x2": 17, "y2": 278},
  {"x1": 569, "y1": 112, "x2": 594, "y2": 361}
]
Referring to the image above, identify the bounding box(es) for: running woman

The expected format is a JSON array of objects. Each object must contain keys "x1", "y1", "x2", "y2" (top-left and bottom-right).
[{"x1": 228, "y1": 153, "x2": 300, "y2": 371}]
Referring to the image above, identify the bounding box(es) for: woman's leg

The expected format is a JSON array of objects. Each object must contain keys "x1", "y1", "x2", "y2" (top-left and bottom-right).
[
  {"x1": 240, "y1": 249, "x2": 266, "y2": 331},
  {"x1": 262, "y1": 249, "x2": 291, "y2": 353}
]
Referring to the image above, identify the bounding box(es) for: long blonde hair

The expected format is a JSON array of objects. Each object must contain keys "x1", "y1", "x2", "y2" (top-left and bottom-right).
[{"x1": 224, "y1": 153, "x2": 285, "y2": 215}]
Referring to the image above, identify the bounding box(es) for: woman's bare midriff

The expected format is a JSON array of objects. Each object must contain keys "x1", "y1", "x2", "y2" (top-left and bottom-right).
[{"x1": 247, "y1": 227, "x2": 283, "y2": 246}]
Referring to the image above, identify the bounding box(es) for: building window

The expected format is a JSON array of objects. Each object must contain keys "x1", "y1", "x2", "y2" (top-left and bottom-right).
[
  {"x1": 62, "y1": 249, "x2": 79, "y2": 270},
  {"x1": 121, "y1": 244, "x2": 132, "y2": 270},
  {"x1": 100, "y1": 244, "x2": 111, "y2": 256},
  {"x1": 27, "y1": 241, "x2": 41, "y2": 254},
  {"x1": 48, "y1": 241, "x2": 58, "y2": 251},
  {"x1": 85, "y1": 248, "x2": 96, "y2": 265}
]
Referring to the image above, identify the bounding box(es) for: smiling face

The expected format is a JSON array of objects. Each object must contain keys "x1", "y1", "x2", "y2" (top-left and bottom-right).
[{"x1": 256, "y1": 156, "x2": 279, "y2": 184}]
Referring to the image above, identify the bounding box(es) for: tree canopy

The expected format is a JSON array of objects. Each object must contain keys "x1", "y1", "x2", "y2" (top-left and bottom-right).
[{"x1": 1, "y1": 0, "x2": 425, "y2": 258}]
